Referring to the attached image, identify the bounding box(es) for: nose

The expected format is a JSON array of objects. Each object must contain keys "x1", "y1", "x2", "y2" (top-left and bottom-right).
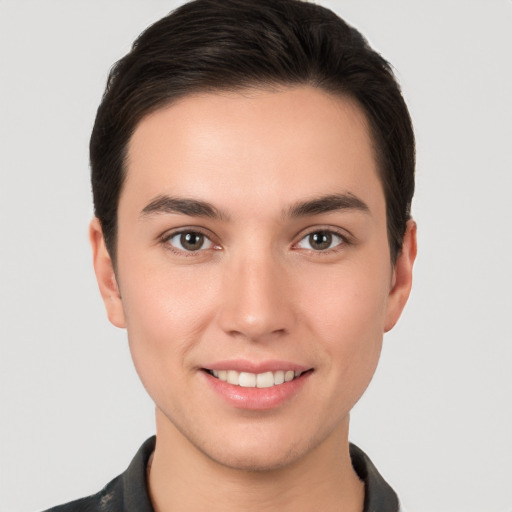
[{"x1": 217, "y1": 251, "x2": 297, "y2": 342}]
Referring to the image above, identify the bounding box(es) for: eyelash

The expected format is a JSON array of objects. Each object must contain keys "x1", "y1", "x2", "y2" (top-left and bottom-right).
[
  {"x1": 160, "y1": 227, "x2": 351, "y2": 256},
  {"x1": 161, "y1": 228, "x2": 220, "y2": 256},
  {"x1": 293, "y1": 227, "x2": 351, "y2": 255}
]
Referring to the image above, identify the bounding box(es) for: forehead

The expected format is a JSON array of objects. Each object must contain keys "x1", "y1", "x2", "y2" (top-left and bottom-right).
[{"x1": 122, "y1": 86, "x2": 384, "y2": 219}]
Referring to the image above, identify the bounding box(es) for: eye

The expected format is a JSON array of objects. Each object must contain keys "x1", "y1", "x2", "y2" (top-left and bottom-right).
[
  {"x1": 296, "y1": 230, "x2": 345, "y2": 251},
  {"x1": 166, "y1": 231, "x2": 215, "y2": 252}
]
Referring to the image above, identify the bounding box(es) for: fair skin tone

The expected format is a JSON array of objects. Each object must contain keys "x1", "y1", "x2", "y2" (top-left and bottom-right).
[{"x1": 90, "y1": 86, "x2": 416, "y2": 512}]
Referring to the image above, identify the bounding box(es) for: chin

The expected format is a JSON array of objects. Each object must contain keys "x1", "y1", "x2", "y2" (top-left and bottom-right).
[
  {"x1": 202, "y1": 440, "x2": 308, "y2": 473},
  {"x1": 189, "y1": 420, "x2": 330, "y2": 473},
  {"x1": 155, "y1": 397, "x2": 349, "y2": 473}
]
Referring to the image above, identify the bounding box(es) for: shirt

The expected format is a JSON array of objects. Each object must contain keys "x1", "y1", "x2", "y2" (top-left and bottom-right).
[{"x1": 44, "y1": 436, "x2": 401, "y2": 512}]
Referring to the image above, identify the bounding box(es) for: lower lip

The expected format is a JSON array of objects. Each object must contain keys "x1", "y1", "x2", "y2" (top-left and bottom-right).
[{"x1": 203, "y1": 370, "x2": 312, "y2": 410}]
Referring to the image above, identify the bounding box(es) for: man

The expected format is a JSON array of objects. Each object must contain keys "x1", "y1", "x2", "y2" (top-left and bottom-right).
[{"x1": 47, "y1": 0, "x2": 416, "y2": 510}]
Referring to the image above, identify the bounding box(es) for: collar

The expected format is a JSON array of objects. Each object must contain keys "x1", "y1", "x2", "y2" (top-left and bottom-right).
[
  {"x1": 121, "y1": 437, "x2": 399, "y2": 512},
  {"x1": 45, "y1": 436, "x2": 400, "y2": 512},
  {"x1": 349, "y1": 443, "x2": 400, "y2": 512}
]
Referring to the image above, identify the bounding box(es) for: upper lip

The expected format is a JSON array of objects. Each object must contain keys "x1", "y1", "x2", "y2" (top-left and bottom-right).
[{"x1": 202, "y1": 359, "x2": 311, "y2": 373}]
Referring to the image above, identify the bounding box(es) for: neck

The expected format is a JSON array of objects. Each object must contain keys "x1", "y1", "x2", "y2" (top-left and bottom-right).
[{"x1": 148, "y1": 410, "x2": 364, "y2": 512}]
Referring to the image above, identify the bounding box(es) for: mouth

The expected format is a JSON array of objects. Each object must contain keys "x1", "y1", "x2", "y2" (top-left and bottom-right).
[
  {"x1": 204, "y1": 368, "x2": 311, "y2": 388},
  {"x1": 202, "y1": 363, "x2": 314, "y2": 409}
]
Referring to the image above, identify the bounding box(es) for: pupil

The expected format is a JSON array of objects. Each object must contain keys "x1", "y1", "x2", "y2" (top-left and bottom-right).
[
  {"x1": 181, "y1": 232, "x2": 203, "y2": 251},
  {"x1": 310, "y1": 232, "x2": 332, "y2": 250}
]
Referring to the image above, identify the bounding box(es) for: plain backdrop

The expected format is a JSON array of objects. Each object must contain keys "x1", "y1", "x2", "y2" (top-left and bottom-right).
[{"x1": 1, "y1": 1, "x2": 511, "y2": 511}]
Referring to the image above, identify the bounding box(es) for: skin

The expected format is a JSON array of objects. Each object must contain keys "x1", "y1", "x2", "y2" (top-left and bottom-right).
[{"x1": 90, "y1": 86, "x2": 416, "y2": 512}]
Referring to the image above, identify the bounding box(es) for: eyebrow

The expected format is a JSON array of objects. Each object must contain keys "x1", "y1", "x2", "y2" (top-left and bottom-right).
[
  {"x1": 287, "y1": 193, "x2": 370, "y2": 218},
  {"x1": 140, "y1": 195, "x2": 228, "y2": 220},
  {"x1": 140, "y1": 192, "x2": 369, "y2": 221}
]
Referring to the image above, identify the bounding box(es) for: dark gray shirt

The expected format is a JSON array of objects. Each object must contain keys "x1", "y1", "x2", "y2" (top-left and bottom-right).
[{"x1": 44, "y1": 436, "x2": 400, "y2": 512}]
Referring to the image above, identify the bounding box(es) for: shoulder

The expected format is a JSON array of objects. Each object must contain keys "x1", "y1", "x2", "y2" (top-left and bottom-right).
[
  {"x1": 42, "y1": 475, "x2": 122, "y2": 512},
  {"x1": 42, "y1": 437, "x2": 156, "y2": 512}
]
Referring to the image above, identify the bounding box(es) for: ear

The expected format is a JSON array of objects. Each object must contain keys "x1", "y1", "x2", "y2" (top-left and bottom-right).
[
  {"x1": 384, "y1": 219, "x2": 417, "y2": 332},
  {"x1": 89, "y1": 217, "x2": 126, "y2": 328}
]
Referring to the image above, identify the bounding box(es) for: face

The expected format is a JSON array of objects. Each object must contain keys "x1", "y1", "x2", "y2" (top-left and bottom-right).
[{"x1": 91, "y1": 86, "x2": 415, "y2": 471}]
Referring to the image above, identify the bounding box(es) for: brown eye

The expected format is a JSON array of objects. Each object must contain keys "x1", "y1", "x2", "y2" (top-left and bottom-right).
[
  {"x1": 167, "y1": 231, "x2": 214, "y2": 252},
  {"x1": 309, "y1": 232, "x2": 332, "y2": 250},
  {"x1": 297, "y1": 230, "x2": 344, "y2": 251}
]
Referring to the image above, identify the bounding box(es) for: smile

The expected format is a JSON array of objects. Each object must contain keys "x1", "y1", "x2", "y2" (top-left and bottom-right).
[{"x1": 206, "y1": 369, "x2": 305, "y2": 388}]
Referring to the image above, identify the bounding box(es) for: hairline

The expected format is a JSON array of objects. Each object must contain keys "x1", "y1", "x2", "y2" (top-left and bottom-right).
[{"x1": 107, "y1": 82, "x2": 399, "y2": 266}]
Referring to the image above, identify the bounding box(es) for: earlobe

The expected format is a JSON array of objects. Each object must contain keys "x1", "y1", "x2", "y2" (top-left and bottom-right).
[
  {"x1": 384, "y1": 219, "x2": 417, "y2": 332},
  {"x1": 89, "y1": 218, "x2": 126, "y2": 329}
]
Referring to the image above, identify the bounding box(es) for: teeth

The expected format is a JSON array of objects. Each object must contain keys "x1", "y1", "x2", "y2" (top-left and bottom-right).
[
  {"x1": 274, "y1": 370, "x2": 285, "y2": 385},
  {"x1": 239, "y1": 372, "x2": 256, "y2": 387},
  {"x1": 227, "y1": 370, "x2": 239, "y2": 385},
  {"x1": 256, "y1": 371, "x2": 274, "y2": 388},
  {"x1": 210, "y1": 369, "x2": 304, "y2": 388}
]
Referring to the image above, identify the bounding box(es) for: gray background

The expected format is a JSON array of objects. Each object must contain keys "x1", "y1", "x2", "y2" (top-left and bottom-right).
[{"x1": 1, "y1": 1, "x2": 511, "y2": 511}]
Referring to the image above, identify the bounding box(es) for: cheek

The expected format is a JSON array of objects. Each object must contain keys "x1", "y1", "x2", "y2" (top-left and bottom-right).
[
  {"x1": 120, "y1": 252, "x2": 219, "y2": 328},
  {"x1": 302, "y1": 256, "x2": 389, "y2": 325},
  {"x1": 298, "y1": 259, "x2": 390, "y2": 373},
  {"x1": 117, "y1": 258, "x2": 219, "y2": 390},
  {"x1": 300, "y1": 265, "x2": 389, "y2": 422}
]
